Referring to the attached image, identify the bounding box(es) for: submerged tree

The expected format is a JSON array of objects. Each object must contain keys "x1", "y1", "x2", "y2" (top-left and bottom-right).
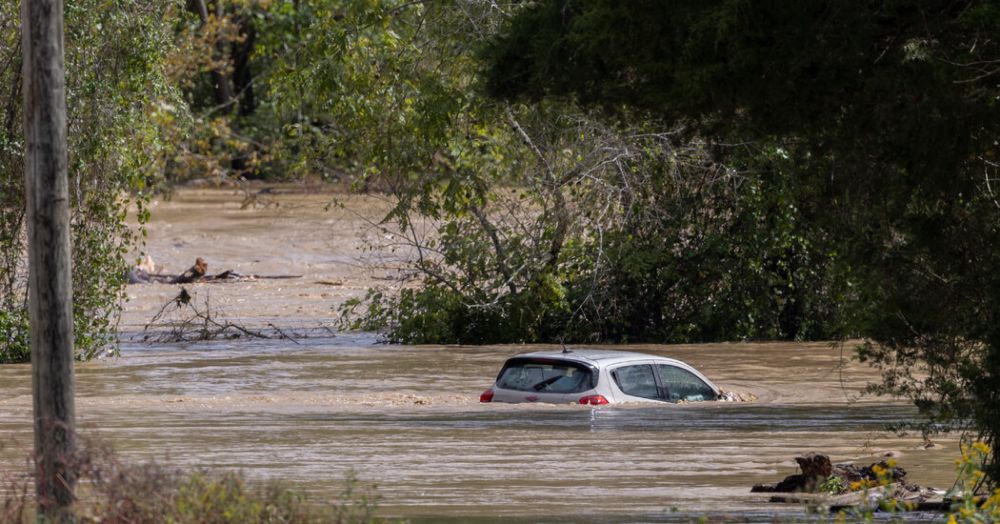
[{"x1": 483, "y1": 0, "x2": 1000, "y2": 484}]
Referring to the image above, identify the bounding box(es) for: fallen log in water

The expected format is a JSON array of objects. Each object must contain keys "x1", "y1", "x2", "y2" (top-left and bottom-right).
[
  {"x1": 127, "y1": 257, "x2": 301, "y2": 284},
  {"x1": 752, "y1": 453, "x2": 947, "y2": 512}
]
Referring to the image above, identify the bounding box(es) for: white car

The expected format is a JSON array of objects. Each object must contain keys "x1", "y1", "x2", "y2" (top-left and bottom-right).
[{"x1": 479, "y1": 349, "x2": 722, "y2": 405}]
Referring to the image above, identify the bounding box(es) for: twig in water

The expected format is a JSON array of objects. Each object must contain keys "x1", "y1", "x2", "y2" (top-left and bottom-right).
[{"x1": 140, "y1": 288, "x2": 286, "y2": 343}]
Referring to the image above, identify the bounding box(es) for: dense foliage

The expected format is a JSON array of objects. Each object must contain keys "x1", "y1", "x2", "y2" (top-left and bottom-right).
[
  {"x1": 4, "y1": 0, "x2": 854, "y2": 355},
  {"x1": 483, "y1": 0, "x2": 1000, "y2": 484},
  {"x1": 0, "y1": 0, "x2": 179, "y2": 362},
  {"x1": 312, "y1": 1, "x2": 853, "y2": 345}
]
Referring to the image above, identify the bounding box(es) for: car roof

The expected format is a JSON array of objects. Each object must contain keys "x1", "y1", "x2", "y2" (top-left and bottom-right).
[{"x1": 506, "y1": 349, "x2": 689, "y2": 368}]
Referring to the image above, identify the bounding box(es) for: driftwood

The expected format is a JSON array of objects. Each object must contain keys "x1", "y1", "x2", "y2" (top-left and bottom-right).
[
  {"x1": 768, "y1": 483, "x2": 954, "y2": 512},
  {"x1": 752, "y1": 453, "x2": 943, "y2": 512},
  {"x1": 752, "y1": 454, "x2": 907, "y2": 494},
  {"x1": 127, "y1": 257, "x2": 301, "y2": 284},
  {"x1": 139, "y1": 287, "x2": 299, "y2": 343},
  {"x1": 136, "y1": 287, "x2": 336, "y2": 343}
]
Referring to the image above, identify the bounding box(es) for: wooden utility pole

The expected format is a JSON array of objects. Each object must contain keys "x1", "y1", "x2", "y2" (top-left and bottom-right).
[{"x1": 21, "y1": 0, "x2": 76, "y2": 517}]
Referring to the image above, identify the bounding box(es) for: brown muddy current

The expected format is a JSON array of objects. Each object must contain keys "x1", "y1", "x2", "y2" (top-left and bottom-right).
[{"x1": 0, "y1": 190, "x2": 960, "y2": 522}]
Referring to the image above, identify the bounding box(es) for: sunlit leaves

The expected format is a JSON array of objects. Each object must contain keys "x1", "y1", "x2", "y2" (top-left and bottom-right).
[{"x1": 0, "y1": 0, "x2": 181, "y2": 362}]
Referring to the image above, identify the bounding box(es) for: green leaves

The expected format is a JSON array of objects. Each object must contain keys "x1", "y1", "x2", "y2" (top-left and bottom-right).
[{"x1": 0, "y1": 0, "x2": 177, "y2": 362}]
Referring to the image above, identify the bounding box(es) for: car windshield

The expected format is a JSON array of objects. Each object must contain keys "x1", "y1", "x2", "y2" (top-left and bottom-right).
[{"x1": 496, "y1": 358, "x2": 595, "y2": 393}]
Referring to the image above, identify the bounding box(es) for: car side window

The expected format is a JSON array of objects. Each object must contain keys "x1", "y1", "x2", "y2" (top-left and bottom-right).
[
  {"x1": 657, "y1": 365, "x2": 717, "y2": 402},
  {"x1": 612, "y1": 365, "x2": 660, "y2": 400}
]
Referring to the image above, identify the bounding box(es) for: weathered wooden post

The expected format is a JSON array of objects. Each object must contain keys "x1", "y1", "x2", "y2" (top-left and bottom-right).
[{"x1": 21, "y1": 0, "x2": 76, "y2": 517}]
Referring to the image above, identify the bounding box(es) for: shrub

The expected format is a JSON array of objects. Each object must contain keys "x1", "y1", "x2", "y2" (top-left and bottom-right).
[
  {"x1": 948, "y1": 442, "x2": 1000, "y2": 523},
  {"x1": 2, "y1": 439, "x2": 386, "y2": 523},
  {"x1": 0, "y1": 0, "x2": 180, "y2": 363}
]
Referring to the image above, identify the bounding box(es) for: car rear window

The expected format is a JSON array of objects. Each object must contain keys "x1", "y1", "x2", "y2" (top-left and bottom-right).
[{"x1": 496, "y1": 358, "x2": 596, "y2": 393}]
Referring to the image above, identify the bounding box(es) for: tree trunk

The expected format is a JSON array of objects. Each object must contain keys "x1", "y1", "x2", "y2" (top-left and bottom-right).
[
  {"x1": 232, "y1": 13, "x2": 255, "y2": 118},
  {"x1": 21, "y1": 0, "x2": 76, "y2": 517},
  {"x1": 189, "y1": 0, "x2": 233, "y2": 111},
  {"x1": 230, "y1": 12, "x2": 256, "y2": 175}
]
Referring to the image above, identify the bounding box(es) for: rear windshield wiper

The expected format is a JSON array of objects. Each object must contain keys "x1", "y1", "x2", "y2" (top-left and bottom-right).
[{"x1": 532, "y1": 376, "x2": 564, "y2": 391}]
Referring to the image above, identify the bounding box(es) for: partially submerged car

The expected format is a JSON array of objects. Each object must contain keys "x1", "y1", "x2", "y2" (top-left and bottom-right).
[{"x1": 479, "y1": 349, "x2": 721, "y2": 405}]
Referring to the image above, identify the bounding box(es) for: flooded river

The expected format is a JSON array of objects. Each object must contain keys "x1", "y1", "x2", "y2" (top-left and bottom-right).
[{"x1": 0, "y1": 190, "x2": 961, "y2": 522}]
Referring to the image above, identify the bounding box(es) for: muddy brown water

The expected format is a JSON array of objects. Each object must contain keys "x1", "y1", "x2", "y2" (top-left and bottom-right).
[{"x1": 0, "y1": 190, "x2": 961, "y2": 522}]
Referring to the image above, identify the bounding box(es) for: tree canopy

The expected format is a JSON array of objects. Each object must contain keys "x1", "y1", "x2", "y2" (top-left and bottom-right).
[{"x1": 485, "y1": 0, "x2": 1000, "y2": 482}]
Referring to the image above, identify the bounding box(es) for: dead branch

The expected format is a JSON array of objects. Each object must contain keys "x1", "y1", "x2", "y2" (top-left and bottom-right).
[{"x1": 138, "y1": 287, "x2": 299, "y2": 344}]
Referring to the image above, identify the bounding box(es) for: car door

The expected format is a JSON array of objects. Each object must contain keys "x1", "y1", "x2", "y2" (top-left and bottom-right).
[
  {"x1": 608, "y1": 362, "x2": 663, "y2": 402},
  {"x1": 655, "y1": 364, "x2": 718, "y2": 402}
]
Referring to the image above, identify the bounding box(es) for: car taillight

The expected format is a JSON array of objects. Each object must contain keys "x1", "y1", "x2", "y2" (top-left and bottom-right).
[
  {"x1": 578, "y1": 394, "x2": 608, "y2": 405},
  {"x1": 480, "y1": 389, "x2": 494, "y2": 403}
]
